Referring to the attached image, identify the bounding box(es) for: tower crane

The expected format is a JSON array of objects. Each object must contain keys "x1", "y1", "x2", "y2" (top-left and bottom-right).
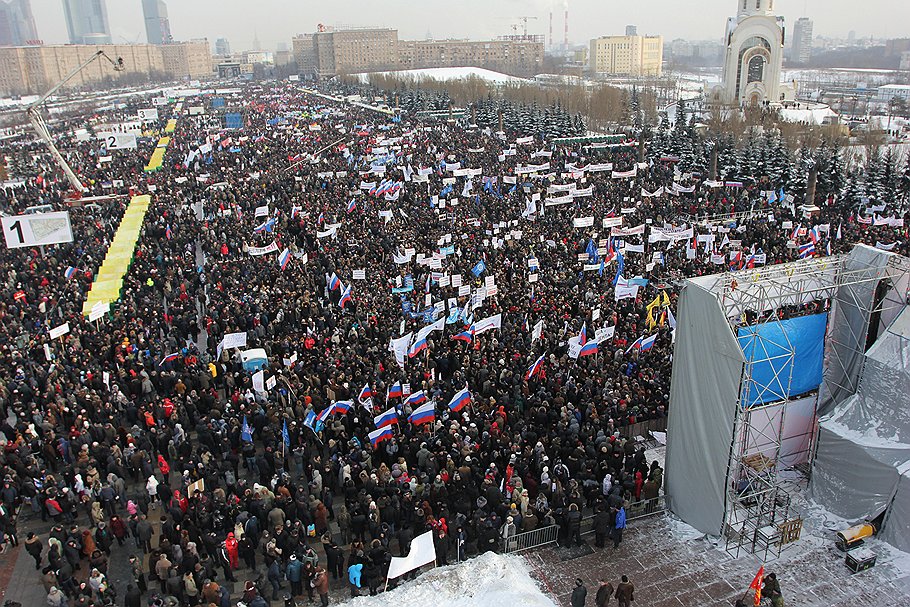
[
  {"x1": 518, "y1": 16, "x2": 538, "y2": 37},
  {"x1": 25, "y1": 50, "x2": 125, "y2": 201}
]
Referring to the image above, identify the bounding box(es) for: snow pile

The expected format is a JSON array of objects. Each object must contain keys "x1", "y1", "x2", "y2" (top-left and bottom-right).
[
  {"x1": 339, "y1": 552, "x2": 556, "y2": 607},
  {"x1": 353, "y1": 67, "x2": 526, "y2": 85}
]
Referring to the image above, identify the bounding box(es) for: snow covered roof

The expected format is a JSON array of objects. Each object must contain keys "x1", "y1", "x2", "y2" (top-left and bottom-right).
[{"x1": 351, "y1": 67, "x2": 527, "y2": 85}]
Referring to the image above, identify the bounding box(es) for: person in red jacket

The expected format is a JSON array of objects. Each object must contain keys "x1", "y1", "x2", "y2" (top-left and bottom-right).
[{"x1": 224, "y1": 532, "x2": 240, "y2": 570}]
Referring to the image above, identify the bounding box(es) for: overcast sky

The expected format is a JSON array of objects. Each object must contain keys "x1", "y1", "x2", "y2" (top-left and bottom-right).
[{"x1": 31, "y1": 0, "x2": 909, "y2": 51}]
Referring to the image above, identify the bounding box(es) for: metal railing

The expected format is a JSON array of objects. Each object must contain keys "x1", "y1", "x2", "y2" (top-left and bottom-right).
[
  {"x1": 580, "y1": 495, "x2": 669, "y2": 536},
  {"x1": 502, "y1": 524, "x2": 559, "y2": 554},
  {"x1": 618, "y1": 417, "x2": 668, "y2": 439}
]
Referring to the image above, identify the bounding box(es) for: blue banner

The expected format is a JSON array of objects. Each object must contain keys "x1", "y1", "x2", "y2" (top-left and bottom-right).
[{"x1": 737, "y1": 313, "x2": 827, "y2": 407}]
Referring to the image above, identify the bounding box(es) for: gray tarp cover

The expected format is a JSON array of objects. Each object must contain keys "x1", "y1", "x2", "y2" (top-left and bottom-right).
[
  {"x1": 666, "y1": 282, "x2": 744, "y2": 535},
  {"x1": 811, "y1": 306, "x2": 910, "y2": 552},
  {"x1": 817, "y1": 245, "x2": 892, "y2": 417}
]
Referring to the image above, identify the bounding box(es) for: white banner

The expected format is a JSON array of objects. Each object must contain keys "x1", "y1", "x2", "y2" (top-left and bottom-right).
[
  {"x1": 573, "y1": 216, "x2": 595, "y2": 228},
  {"x1": 474, "y1": 313, "x2": 502, "y2": 334},
  {"x1": 249, "y1": 242, "x2": 279, "y2": 256},
  {"x1": 612, "y1": 224, "x2": 646, "y2": 237},
  {"x1": 387, "y1": 530, "x2": 436, "y2": 580}
]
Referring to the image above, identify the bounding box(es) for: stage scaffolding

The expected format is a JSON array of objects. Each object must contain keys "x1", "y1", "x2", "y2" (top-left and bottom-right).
[{"x1": 693, "y1": 249, "x2": 910, "y2": 560}]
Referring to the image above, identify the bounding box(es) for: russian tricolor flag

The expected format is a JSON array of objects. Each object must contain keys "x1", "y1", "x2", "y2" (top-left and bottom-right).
[
  {"x1": 278, "y1": 248, "x2": 291, "y2": 271},
  {"x1": 317, "y1": 403, "x2": 337, "y2": 423},
  {"x1": 64, "y1": 266, "x2": 78, "y2": 280},
  {"x1": 347, "y1": 199, "x2": 357, "y2": 213},
  {"x1": 640, "y1": 334, "x2": 657, "y2": 351},
  {"x1": 798, "y1": 242, "x2": 816, "y2": 259},
  {"x1": 407, "y1": 337, "x2": 428, "y2": 358},
  {"x1": 159, "y1": 352, "x2": 180, "y2": 366},
  {"x1": 452, "y1": 325, "x2": 474, "y2": 343},
  {"x1": 408, "y1": 402, "x2": 436, "y2": 426},
  {"x1": 339, "y1": 284, "x2": 353, "y2": 309},
  {"x1": 254, "y1": 218, "x2": 275, "y2": 233},
  {"x1": 403, "y1": 391, "x2": 427, "y2": 408},
  {"x1": 388, "y1": 381, "x2": 403, "y2": 399},
  {"x1": 579, "y1": 339, "x2": 599, "y2": 357},
  {"x1": 525, "y1": 354, "x2": 545, "y2": 380},
  {"x1": 369, "y1": 426, "x2": 394, "y2": 447},
  {"x1": 334, "y1": 400, "x2": 353, "y2": 414},
  {"x1": 165, "y1": 224, "x2": 173, "y2": 240},
  {"x1": 447, "y1": 386, "x2": 472, "y2": 412},
  {"x1": 374, "y1": 407, "x2": 398, "y2": 428},
  {"x1": 578, "y1": 322, "x2": 588, "y2": 346},
  {"x1": 359, "y1": 383, "x2": 373, "y2": 404},
  {"x1": 328, "y1": 273, "x2": 341, "y2": 291}
]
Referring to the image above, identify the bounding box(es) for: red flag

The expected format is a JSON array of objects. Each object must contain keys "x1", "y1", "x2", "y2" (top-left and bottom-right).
[{"x1": 749, "y1": 566, "x2": 764, "y2": 607}]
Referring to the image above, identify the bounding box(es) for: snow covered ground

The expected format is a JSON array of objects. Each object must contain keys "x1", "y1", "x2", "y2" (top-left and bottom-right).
[
  {"x1": 352, "y1": 67, "x2": 527, "y2": 85},
  {"x1": 338, "y1": 552, "x2": 556, "y2": 607}
]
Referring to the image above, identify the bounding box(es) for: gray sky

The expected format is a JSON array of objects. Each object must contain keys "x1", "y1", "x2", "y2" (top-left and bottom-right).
[{"x1": 32, "y1": 0, "x2": 909, "y2": 51}]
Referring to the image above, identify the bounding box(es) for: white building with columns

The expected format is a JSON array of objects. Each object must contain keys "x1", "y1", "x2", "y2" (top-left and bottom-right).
[{"x1": 712, "y1": 0, "x2": 796, "y2": 106}]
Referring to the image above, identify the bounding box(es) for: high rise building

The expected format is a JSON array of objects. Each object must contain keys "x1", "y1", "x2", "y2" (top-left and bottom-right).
[
  {"x1": 0, "y1": 0, "x2": 38, "y2": 46},
  {"x1": 61, "y1": 0, "x2": 111, "y2": 44},
  {"x1": 588, "y1": 34, "x2": 663, "y2": 76},
  {"x1": 312, "y1": 28, "x2": 398, "y2": 77},
  {"x1": 142, "y1": 0, "x2": 171, "y2": 45},
  {"x1": 215, "y1": 37, "x2": 230, "y2": 56},
  {"x1": 625, "y1": 25, "x2": 637, "y2": 37},
  {"x1": 0, "y1": 40, "x2": 211, "y2": 95},
  {"x1": 791, "y1": 17, "x2": 813, "y2": 64}
]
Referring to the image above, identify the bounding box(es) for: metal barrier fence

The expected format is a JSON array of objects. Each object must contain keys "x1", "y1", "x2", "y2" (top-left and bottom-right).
[
  {"x1": 580, "y1": 495, "x2": 669, "y2": 536},
  {"x1": 502, "y1": 524, "x2": 559, "y2": 554},
  {"x1": 618, "y1": 417, "x2": 668, "y2": 439}
]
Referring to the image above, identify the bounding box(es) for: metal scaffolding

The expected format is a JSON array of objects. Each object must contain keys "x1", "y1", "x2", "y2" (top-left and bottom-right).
[{"x1": 692, "y1": 249, "x2": 910, "y2": 560}]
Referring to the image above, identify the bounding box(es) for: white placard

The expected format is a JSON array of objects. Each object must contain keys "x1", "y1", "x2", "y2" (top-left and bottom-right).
[
  {"x1": 137, "y1": 108, "x2": 159, "y2": 121},
  {"x1": 88, "y1": 301, "x2": 110, "y2": 322},
  {"x1": 266, "y1": 375, "x2": 277, "y2": 391},
  {"x1": 255, "y1": 205, "x2": 269, "y2": 218},
  {"x1": 252, "y1": 370, "x2": 265, "y2": 394},
  {"x1": 458, "y1": 285, "x2": 471, "y2": 296},
  {"x1": 97, "y1": 132, "x2": 138, "y2": 149},
  {"x1": 49, "y1": 322, "x2": 70, "y2": 339},
  {"x1": 222, "y1": 332, "x2": 247, "y2": 349},
  {"x1": 451, "y1": 274, "x2": 462, "y2": 287},
  {"x1": 352, "y1": 269, "x2": 366, "y2": 280},
  {"x1": 2, "y1": 212, "x2": 73, "y2": 249},
  {"x1": 529, "y1": 274, "x2": 538, "y2": 283}
]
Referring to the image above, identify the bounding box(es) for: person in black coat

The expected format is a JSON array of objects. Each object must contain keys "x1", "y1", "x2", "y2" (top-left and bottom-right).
[
  {"x1": 566, "y1": 503, "x2": 582, "y2": 547},
  {"x1": 593, "y1": 506, "x2": 611, "y2": 549},
  {"x1": 571, "y1": 578, "x2": 588, "y2": 607},
  {"x1": 124, "y1": 583, "x2": 142, "y2": 607}
]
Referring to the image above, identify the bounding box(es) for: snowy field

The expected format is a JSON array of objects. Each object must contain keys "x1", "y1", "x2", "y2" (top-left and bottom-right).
[
  {"x1": 352, "y1": 67, "x2": 527, "y2": 85},
  {"x1": 339, "y1": 552, "x2": 556, "y2": 607}
]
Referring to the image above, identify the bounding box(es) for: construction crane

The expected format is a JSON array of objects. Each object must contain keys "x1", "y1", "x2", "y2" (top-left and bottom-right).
[
  {"x1": 518, "y1": 16, "x2": 538, "y2": 37},
  {"x1": 25, "y1": 50, "x2": 124, "y2": 201}
]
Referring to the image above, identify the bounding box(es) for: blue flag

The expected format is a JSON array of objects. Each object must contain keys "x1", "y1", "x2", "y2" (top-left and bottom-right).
[
  {"x1": 472, "y1": 260, "x2": 486, "y2": 277},
  {"x1": 612, "y1": 250, "x2": 625, "y2": 286},
  {"x1": 586, "y1": 238, "x2": 599, "y2": 263},
  {"x1": 241, "y1": 416, "x2": 253, "y2": 442},
  {"x1": 282, "y1": 420, "x2": 290, "y2": 447}
]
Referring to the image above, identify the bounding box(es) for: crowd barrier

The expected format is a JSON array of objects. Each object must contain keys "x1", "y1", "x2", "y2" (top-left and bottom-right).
[{"x1": 502, "y1": 524, "x2": 559, "y2": 554}]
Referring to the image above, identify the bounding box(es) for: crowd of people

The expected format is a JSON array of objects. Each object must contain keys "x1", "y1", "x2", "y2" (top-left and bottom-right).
[{"x1": 0, "y1": 79, "x2": 893, "y2": 606}]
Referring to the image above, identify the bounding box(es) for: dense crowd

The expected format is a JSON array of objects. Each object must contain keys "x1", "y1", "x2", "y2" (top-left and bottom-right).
[{"x1": 0, "y1": 80, "x2": 902, "y2": 607}]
